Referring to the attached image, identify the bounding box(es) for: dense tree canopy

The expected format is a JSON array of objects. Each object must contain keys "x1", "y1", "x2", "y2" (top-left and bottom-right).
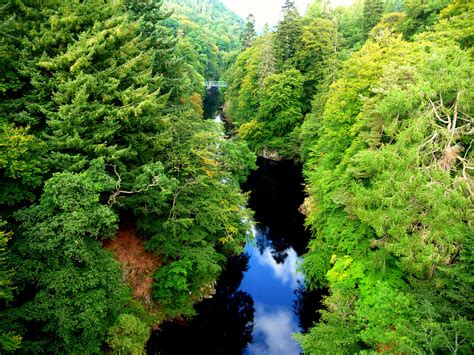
[
  {"x1": 0, "y1": 0, "x2": 254, "y2": 352},
  {"x1": 224, "y1": 0, "x2": 473, "y2": 353},
  {"x1": 299, "y1": 1, "x2": 472, "y2": 353},
  {"x1": 1, "y1": 0, "x2": 472, "y2": 353},
  {"x1": 240, "y1": 14, "x2": 257, "y2": 49},
  {"x1": 164, "y1": 0, "x2": 244, "y2": 79}
]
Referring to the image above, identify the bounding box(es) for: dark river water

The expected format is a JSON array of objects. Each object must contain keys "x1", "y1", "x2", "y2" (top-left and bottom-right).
[{"x1": 147, "y1": 156, "x2": 321, "y2": 354}]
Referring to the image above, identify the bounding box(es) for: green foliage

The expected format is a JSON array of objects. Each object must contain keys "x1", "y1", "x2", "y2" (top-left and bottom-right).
[
  {"x1": 0, "y1": 1, "x2": 252, "y2": 351},
  {"x1": 10, "y1": 159, "x2": 129, "y2": 352},
  {"x1": 402, "y1": 0, "x2": 452, "y2": 37},
  {"x1": 363, "y1": 0, "x2": 384, "y2": 34},
  {"x1": 107, "y1": 314, "x2": 150, "y2": 355},
  {"x1": 164, "y1": 0, "x2": 243, "y2": 79},
  {"x1": 0, "y1": 228, "x2": 12, "y2": 303},
  {"x1": 0, "y1": 120, "x2": 44, "y2": 206},
  {"x1": 229, "y1": 64, "x2": 305, "y2": 158},
  {"x1": 153, "y1": 250, "x2": 222, "y2": 317},
  {"x1": 126, "y1": 0, "x2": 203, "y2": 101},
  {"x1": 141, "y1": 120, "x2": 255, "y2": 314},
  {"x1": 298, "y1": 4, "x2": 474, "y2": 352},
  {"x1": 332, "y1": 0, "x2": 366, "y2": 50},
  {"x1": 225, "y1": 0, "x2": 343, "y2": 159},
  {"x1": 0, "y1": 226, "x2": 21, "y2": 351},
  {"x1": 294, "y1": 17, "x2": 341, "y2": 112},
  {"x1": 226, "y1": 43, "x2": 262, "y2": 126},
  {"x1": 240, "y1": 14, "x2": 257, "y2": 49},
  {"x1": 256, "y1": 69, "x2": 304, "y2": 155},
  {"x1": 419, "y1": 0, "x2": 474, "y2": 51},
  {"x1": 274, "y1": 0, "x2": 303, "y2": 69}
]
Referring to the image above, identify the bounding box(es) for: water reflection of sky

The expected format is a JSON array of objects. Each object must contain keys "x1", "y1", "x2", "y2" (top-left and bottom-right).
[{"x1": 241, "y1": 226, "x2": 303, "y2": 355}]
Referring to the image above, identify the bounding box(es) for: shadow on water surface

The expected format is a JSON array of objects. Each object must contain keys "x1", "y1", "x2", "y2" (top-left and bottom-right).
[
  {"x1": 147, "y1": 158, "x2": 322, "y2": 354},
  {"x1": 147, "y1": 253, "x2": 254, "y2": 355},
  {"x1": 242, "y1": 158, "x2": 309, "y2": 259},
  {"x1": 203, "y1": 87, "x2": 222, "y2": 119}
]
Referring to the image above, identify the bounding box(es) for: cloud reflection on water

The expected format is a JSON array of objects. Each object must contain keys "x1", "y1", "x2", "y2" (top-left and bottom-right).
[
  {"x1": 246, "y1": 304, "x2": 301, "y2": 355},
  {"x1": 241, "y1": 225, "x2": 303, "y2": 354},
  {"x1": 253, "y1": 245, "x2": 303, "y2": 289}
]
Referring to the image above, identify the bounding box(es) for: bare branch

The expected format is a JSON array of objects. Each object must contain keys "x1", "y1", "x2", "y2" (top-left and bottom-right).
[{"x1": 108, "y1": 165, "x2": 163, "y2": 206}]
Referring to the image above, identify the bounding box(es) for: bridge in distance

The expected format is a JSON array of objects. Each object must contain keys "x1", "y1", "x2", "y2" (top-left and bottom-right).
[{"x1": 204, "y1": 81, "x2": 228, "y2": 89}]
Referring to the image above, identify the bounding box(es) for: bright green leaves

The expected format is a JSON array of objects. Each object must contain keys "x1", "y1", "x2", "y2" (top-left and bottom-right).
[
  {"x1": 153, "y1": 259, "x2": 196, "y2": 316},
  {"x1": 228, "y1": 58, "x2": 304, "y2": 158},
  {"x1": 136, "y1": 118, "x2": 255, "y2": 316},
  {"x1": 300, "y1": 254, "x2": 414, "y2": 352},
  {"x1": 0, "y1": 228, "x2": 13, "y2": 303},
  {"x1": 107, "y1": 314, "x2": 150, "y2": 355},
  {"x1": 274, "y1": 0, "x2": 303, "y2": 70},
  {"x1": 240, "y1": 14, "x2": 257, "y2": 49},
  {"x1": 16, "y1": 159, "x2": 118, "y2": 259},
  {"x1": 346, "y1": 42, "x2": 473, "y2": 280},
  {"x1": 153, "y1": 250, "x2": 222, "y2": 317},
  {"x1": 294, "y1": 17, "x2": 340, "y2": 111},
  {"x1": 0, "y1": 226, "x2": 22, "y2": 351},
  {"x1": 163, "y1": 0, "x2": 242, "y2": 81},
  {"x1": 363, "y1": 0, "x2": 384, "y2": 34},
  {"x1": 403, "y1": 0, "x2": 452, "y2": 38},
  {"x1": 299, "y1": 4, "x2": 474, "y2": 353},
  {"x1": 0, "y1": 120, "x2": 44, "y2": 206},
  {"x1": 259, "y1": 69, "x2": 304, "y2": 137}
]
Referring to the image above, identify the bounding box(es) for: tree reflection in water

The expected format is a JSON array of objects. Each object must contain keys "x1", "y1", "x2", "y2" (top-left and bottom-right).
[
  {"x1": 203, "y1": 87, "x2": 222, "y2": 119},
  {"x1": 293, "y1": 284, "x2": 328, "y2": 333},
  {"x1": 244, "y1": 158, "x2": 310, "y2": 263},
  {"x1": 147, "y1": 253, "x2": 254, "y2": 355}
]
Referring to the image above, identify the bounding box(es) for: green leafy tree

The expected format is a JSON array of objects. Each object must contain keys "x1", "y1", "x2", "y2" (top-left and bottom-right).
[
  {"x1": 164, "y1": 0, "x2": 243, "y2": 80},
  {"x1": 402, "y1": 0, "x2": 451, "y2": 37},
  {"x1": 298, "y1": 6, "x2": 473, "y2": 352},
  {"x1": 0, "y1": 226, "x2": 21, "y2": 351},
  {"x1": 294, "y1": 17, "x2": 340, "y2": 113},
  {"x1": 107, "y1": 314, "x2": 150, "y2": 355},
  {"x1": 332, "y1": 0, "x2": 366, "y2": 49},
  {"x1": 11, "y1": 160, "x2": 129, "y2": 352},
  {"x1": 258, "y1": 69, "x2": 304, "y2": 138},
  {"x1": 143, "y1": 120, "x2": 256, "y2": 314},
  {"x1": 225, "y1": 43, "x2": 262, "y2": 125},
  {"x1": 0, "y1": 120, "x2": 44, "y2": 207}
]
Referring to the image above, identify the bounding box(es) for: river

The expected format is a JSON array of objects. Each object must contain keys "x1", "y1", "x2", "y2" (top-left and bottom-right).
[{"x1": 147, "y1": 90, "x2": 320, "y2": 354}]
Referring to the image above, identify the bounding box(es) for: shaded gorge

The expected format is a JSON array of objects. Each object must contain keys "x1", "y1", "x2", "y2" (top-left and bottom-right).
[{"x1": 147, "y1": 156, "x2": 322, "y2": 354}]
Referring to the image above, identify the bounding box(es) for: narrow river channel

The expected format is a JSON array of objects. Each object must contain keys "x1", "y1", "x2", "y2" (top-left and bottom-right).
[
  {"x1": 147, "y1": 90, "x2": 317, "y2": 354},
  {"x1": 239, "y1": 158, "x2": 311, "y2": 354},
  {"x1": 147, "y1": 157, "x2": 313, "y2": 354}
]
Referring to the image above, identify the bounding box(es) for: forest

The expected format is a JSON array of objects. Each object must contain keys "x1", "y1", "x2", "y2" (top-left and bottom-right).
[
  {"x1": 227, "y1": 0, "x2": 473, "y2": 353},
  {"x1": 0, "y1": 0, "x2": 472, "y2": 353}
]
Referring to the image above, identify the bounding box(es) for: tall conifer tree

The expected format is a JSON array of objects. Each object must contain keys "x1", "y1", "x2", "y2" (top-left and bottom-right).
[
  {"x1": 240, "y1": 14, "x2": 257, "y2": 49},
  {"x1": 363, "y1": 0, "x2": 384, "y2": 33},
  {"x1": 274, "y1": 0, "x2": 303, "y2": 69}
]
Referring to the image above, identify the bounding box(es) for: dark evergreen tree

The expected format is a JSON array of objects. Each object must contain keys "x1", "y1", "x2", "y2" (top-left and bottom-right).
[
  {"x1": 240, "y1": 14, "x2": 257, "y2": 49},
  {"x1": 363, "y1": 0, "x2": 384, "y2": 34},
  {"x1": 274, "y1": 0, "x2": 303, "y2": 69}
]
